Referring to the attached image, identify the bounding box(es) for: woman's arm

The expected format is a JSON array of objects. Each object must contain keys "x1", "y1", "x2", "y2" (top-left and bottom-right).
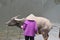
[
  {"x1": 35, "y1": 23, "x2": 38, "y2": 34},
  {"x1": 21, "y1": 23, "x2": 27, "y2": 30}
]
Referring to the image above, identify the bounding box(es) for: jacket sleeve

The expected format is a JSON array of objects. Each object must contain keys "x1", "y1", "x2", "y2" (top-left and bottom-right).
[
  {"x1": 35, "y1": 22, "x2": 38, "y2": 34},
  {"x1": 21, "y1": 23, "x2": 27, "y2": 30}
]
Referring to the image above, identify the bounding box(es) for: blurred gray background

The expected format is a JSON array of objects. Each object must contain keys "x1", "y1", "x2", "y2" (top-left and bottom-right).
[{"x1": 0, "y1": 0, "x2": 60, "y2": 40}]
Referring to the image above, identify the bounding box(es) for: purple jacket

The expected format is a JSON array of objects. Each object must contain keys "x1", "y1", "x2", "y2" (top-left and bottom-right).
[{"x1": 22, "y1": 20, "x2": 38, "y2": 36}]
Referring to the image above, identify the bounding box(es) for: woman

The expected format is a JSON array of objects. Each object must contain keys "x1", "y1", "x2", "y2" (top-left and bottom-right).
[{"x1": 21, "y1": 20, "x2": 38, "y2": 40}]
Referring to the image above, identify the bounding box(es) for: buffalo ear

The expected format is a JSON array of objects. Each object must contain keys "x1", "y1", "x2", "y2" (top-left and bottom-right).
[
  {"x1": 5, "y1": 20, "x2": 11, "y2": 25},
  {"x1": 5, "y1": 22, "x2": 8, "y2": 25}
]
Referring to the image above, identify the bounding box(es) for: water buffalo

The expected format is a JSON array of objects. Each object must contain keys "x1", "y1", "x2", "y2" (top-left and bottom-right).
[{"x1": 6, "y1": 14, "x2": 59, "y2": 40}]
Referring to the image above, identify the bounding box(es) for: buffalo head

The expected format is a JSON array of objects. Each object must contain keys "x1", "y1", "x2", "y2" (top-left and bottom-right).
[{"x1": 6, "y1": 15, "x2": 25, "y2": 28}]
